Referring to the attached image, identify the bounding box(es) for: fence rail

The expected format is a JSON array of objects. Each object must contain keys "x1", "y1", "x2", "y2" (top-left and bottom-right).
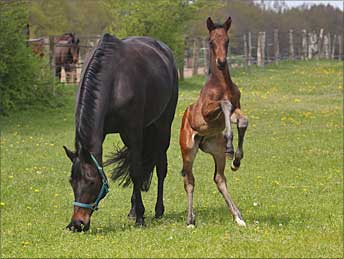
[{"x1": 28, "y1": 28, "x2": 343, "y2": 83}]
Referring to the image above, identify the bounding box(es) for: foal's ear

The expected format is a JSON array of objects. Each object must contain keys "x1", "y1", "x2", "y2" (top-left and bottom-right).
[
  {"x1": 207, "y1": 17, "x2": 215, "y2": 31},
  {"x1": 63, "y1": 146, "x2": 76, "y2": 162},
  {"x1": 223, "y1": 16, "x2": 232, "y2": 32}
]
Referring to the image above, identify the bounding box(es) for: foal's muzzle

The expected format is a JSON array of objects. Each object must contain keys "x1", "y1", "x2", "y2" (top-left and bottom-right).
[
  {"x1": 216, "y1": 58, "x2": 226, "y2": 70},
  {"x1": 66, "y1": 219, "x2": 90, "y2": 232}
]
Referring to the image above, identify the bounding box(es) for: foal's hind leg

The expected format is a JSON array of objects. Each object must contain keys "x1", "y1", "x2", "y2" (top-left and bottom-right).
[
  {"x1": 221, "y1": 100, "x2": 234, "y2": 159},
  {"x1": 180, "y1": 109, "x2": 200, "y2": 226},
  {"x1": 230, "y1": 109, "x2": 248, "y2": 171},
  {"x1": 200, "y1": 135, "x2": 246, "y2": 226}
]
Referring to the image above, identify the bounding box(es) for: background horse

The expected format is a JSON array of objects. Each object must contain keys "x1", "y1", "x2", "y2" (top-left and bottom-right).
[
  {"x1": 54, "y1": 33, "x2": 80, "y2": 81},
  {"x1": 179, "y1": 17, "x2": 248, "y2": 227},
  {"x1": 63, "y1": 33, "x2": 178, "y2": 231}
]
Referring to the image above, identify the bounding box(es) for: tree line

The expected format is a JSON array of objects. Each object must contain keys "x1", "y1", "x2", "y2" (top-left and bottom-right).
[{"x1": 0, "y1": 0, "x2": 342, "y2": 114}]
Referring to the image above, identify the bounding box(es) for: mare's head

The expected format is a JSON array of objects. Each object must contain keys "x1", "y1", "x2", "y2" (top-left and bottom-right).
[
  {"x1": 206, "y1": 16, "x2": 232, "y2": 70},
  {"x1": 63, "y1": 146, "x2": 106, "y2": 232}
]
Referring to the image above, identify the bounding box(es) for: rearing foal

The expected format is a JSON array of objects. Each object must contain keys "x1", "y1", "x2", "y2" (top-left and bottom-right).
[{"x1": 179, "y1": 17, "x2": 248, "y2": 227}]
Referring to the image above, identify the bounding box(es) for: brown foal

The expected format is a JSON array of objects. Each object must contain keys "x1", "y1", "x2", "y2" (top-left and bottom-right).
[{"x1": 179, "y1": 17, "x2": 248, "y2": 227}]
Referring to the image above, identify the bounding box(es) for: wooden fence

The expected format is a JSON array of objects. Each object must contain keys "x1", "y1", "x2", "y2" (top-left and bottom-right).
[{"x1": 29, "y1": 28, "x2": 343, "y2": 83}]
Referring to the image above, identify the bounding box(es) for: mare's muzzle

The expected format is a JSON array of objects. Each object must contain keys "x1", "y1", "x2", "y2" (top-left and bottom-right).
[{"x1": 66, "y1": 219, "x2": 90, "y2": 232}]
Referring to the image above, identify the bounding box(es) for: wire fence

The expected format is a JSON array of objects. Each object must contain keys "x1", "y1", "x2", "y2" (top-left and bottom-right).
[{"x1": 27, "y1": 28, "x2": 343, "y2": 83}]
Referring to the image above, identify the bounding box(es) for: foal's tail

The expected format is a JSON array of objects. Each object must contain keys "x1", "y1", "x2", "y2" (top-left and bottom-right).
[{"x1": 105, "y1": 128, "x2": 157, "y2": 192}]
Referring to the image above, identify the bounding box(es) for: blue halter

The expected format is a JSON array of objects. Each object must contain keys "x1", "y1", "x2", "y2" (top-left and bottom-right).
[{"x1": 73, "y1": 154, "x2": 109, "y2": 211}]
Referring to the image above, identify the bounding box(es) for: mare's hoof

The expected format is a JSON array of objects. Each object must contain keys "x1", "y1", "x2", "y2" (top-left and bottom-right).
[
  {"x1": 186, "y1": 224, "x2": 195, "y2": 229},
  {"x1": 154, "y1": 213, "x2": 164, "y2": 219},
  {"x1": 135, "y1": 218, "x2": 145, "y2": 227},
  {"x1": 231, "y1": 160, "x2": 240, "y2": 171},
  {"x1": 154, "y1": 206, "x2": 165, "y2": 219},
  {"x1": 128, "y1": 209, "x2": 136, "y2": 220}
]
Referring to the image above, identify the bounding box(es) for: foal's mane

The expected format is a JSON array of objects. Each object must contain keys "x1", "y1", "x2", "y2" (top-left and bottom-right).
[{"x1": 75, "y1": 34, "x2": 121, "y2": 152}]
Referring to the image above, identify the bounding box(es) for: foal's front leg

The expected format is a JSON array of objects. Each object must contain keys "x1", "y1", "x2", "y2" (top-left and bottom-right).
[
  {"x1": 220, "y1": 100, "x2": 234, "y2": 159},
  {"x1": 231, "y1": 108, "x2": 248, "y2": 171}
]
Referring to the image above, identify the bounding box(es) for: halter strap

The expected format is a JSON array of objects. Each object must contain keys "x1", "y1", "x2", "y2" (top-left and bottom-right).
[{"x1": 73, "y1": 154, "x2": 109, "y2": 211}]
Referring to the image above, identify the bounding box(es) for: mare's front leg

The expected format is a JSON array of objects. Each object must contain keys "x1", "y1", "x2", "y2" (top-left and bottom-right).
[
  {"x1": 230, "y1": 109, "x2": 248, "y2": 171},
  {"x1": 220, "y1": 100, "x2": 234, "y2": 159}
]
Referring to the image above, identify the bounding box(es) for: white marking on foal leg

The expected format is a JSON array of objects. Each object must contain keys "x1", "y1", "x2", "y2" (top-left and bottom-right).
[{"x1": 235, "y1": 217, "x2": 246, "y2": 227}]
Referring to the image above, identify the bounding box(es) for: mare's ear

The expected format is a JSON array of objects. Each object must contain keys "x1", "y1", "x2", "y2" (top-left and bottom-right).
[
  {"x1": 223, "y1": 16, "x2": 232, "y2": 32},
  {"x1": 207, "y1": 17, "x2": 215, "y2": 31},
  {"x1": 63, "y1": 146, "x2": 76, "y2": 162}
]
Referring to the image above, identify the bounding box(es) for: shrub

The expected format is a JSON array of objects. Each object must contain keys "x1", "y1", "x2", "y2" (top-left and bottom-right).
[{"x1": 0, "y1": 2, "x2": 56, "y2": 115}]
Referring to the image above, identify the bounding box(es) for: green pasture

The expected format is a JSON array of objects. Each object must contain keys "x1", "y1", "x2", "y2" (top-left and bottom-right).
[{"x1": 0, "y1": 60, "x2": 342, "y2": 258}]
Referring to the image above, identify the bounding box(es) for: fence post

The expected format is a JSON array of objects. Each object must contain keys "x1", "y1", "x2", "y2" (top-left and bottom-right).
[
  {"x1": 248, "y1": 32, "x2": 252, "y2": 65},
  {"x1": 327, "y1": 33, "x2": 331, "y2": 59},
  {"x1": 257, "y1": 32, "x2": 265, "y2": 67},
  {"x1": 318, "y1": 28, "x2": 324, "y2": 58},
  {"x1": 323, "y1": 33, "x2": 330, "y2": 59},
  {"x1": 203, "y1": 37, "x2": 209, "y2": 78},
  {"x1": 338, "y1": 35, "x2": 343, "y2": 60},
  {"x1": 289, "y1": 29, "x2": 295, "y2": 60},
  {"x1": 192, "y1": 38, "x2": 199, "y2": 76},
  {"x1": 274, "y1": 29, "x2": 279, "y2": 64},
  {"x1": 243, "y1": 33, "x2": 248, "y2": 67},
  {"x1": 308, "y1": 32, "x2": 317, "y2": 59},
  {"x1": 262, "y1": 32, "x2": 266, "y2": 65},
  {"x1": 331, "y1": 34, "x2": 337, "y2": 59},
  {"x1": 49, "y1": 35, "x2": 56, "y2": 95},
  {"x1": 301, "y1": 29, "x2": 308, "y2": 60}
]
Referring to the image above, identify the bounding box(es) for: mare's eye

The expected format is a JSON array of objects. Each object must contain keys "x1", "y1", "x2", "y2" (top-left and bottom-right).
[{"x1": 209, "y1": 41, "x2": 214, "y2": 47}]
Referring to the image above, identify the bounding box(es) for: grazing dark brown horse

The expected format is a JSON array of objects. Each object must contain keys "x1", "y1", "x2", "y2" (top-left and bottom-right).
[
  {"x1": 179, "y1": 17, "x2": 248, "y2": 227},
  {"x1": 54, "y1": 33, "x2": 80, "y2": 81},
  {"x1": 63, "y1": 34, "x2": 178, "y2": 231}
]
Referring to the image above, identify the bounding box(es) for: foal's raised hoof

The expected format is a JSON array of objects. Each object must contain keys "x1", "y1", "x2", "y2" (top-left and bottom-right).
[{"x1": 231, "y1": 160, "x2": 240, "y2": 171}]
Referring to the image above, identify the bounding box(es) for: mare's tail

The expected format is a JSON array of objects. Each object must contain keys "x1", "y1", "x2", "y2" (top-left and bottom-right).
[{"x1": 105, "y1": 126, "x2": 157, "y2": 192}]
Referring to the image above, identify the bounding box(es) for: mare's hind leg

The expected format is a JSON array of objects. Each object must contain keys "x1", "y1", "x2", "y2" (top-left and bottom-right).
[
  {"x1": 221, "y1": 100, "x2": 234, "y2": 159},
  {"x1": 230, "y1": 109, "x2": 248, "y2": 171},
  {"x1": 200, "y1": 134, "x2": 246, "y2": 226},
  {"x1": 155, "y1": 152, "x2": 167, "y2": 218},
  {"x1": 121, "y1": 127, "x2": 146, "y2": 226},
  {"x1": 180, "y1": 108, "x2": 200, "y2": 226},
  {"x1": 128, "y1": 190, "x2": 136, "y2": 219}
]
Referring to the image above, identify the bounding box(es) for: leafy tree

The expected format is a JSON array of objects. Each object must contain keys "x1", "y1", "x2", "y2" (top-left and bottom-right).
[
  {"x1": 105, "y1": 0, "x2": 194, "y2": 68},
  {"x1": 0, "y1": 1, "x2": 55, "y2": 114}
]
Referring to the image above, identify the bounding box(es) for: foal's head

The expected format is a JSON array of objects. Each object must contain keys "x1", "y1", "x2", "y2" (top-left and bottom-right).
[
  {"x1": 206, "y1": 16, "x2": 232, "y2": 70},
  {"x1": 63, "y1": 146, "x2": 104, "y2": 232}
]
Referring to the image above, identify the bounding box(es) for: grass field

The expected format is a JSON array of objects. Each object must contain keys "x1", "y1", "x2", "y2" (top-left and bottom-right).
[{"x1": 1, "y1": 60, "x2": 343, "y2": 258}]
